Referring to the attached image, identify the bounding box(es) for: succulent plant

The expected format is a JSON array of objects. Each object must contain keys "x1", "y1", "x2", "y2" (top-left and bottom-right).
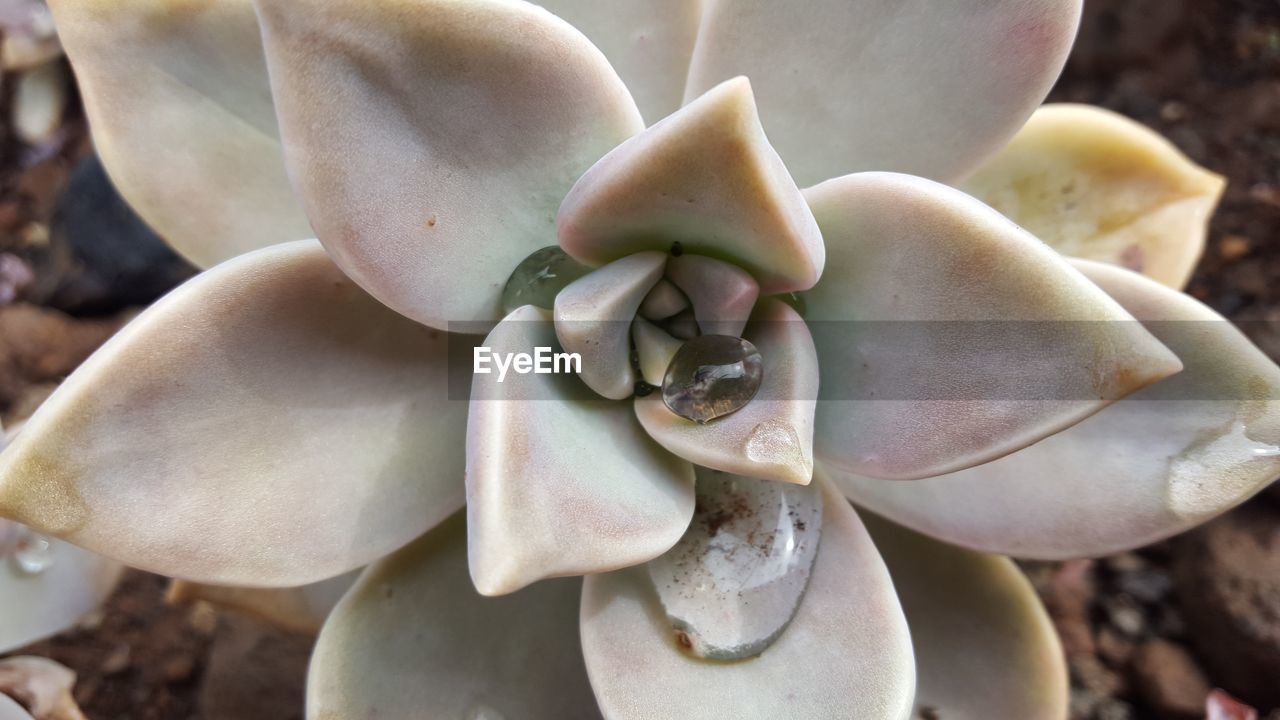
[{"x1": 1, "y1": 0, "x2": 1277, "y2": 718}]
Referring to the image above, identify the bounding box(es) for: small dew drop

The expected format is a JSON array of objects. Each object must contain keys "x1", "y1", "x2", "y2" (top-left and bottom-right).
[
  {"x1": 745, "y1": 420, "x2": 805, "y2": 468},
  {"x1": 11, "y1": 527, "x2": 54, "y2": 575},
  {"x1": 499, "y1": 246, "x2": 591, "y2": 315},
  {"x1": 1253, "y1": 445, "x2": 1280, "y2": 458}
]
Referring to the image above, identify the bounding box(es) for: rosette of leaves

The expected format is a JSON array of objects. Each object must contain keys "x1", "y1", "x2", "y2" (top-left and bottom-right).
[{"x1": 1, "y1": 1, "x2": 1276, "y2": 719}]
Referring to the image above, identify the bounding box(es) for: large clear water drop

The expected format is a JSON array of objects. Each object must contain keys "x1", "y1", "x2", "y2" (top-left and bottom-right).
[
  {"x1": 500, "y1": 246, "x2": 592, "y2": 315},
  {"x1": 661, "y1": 335, "x2": 762, "y2": 423},
  {"x1": 647, "y1": 469, "x2": 822, "y2": 660}
]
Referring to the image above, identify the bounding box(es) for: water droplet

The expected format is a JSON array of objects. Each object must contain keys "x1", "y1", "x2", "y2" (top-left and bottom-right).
[
  {"x1": 500, "y1": 246, "x2": 592, "y2": 315},
  {"x1": 745, "y1": 420, "x2": 807, "y2": 469},
  {"x1": 464, "y1": 703, "x2": 506, "y2": 720},
  {"x1": 662, "y1": 335, "x2": 763, "y2": 423},
  {"x1": 1254, "y1": 445, "x2": 1280, "y2": 458},
  {"x1": 647, "y1": 470, "x2": 821, "y2": 660},
  {"x1": 10, "y1": 526, "x2": 54, "y2": 575}
]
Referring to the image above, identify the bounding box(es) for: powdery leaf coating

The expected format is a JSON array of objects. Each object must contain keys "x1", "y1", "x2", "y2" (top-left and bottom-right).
[
  {"x1": 803, "y1": 172, "x2": 1183, "y2": 480},
  {"x1": 963, "y1": 104, "x2": 1226, "y2": 290},
  {"x1": 47, "y1": 0, "x2": 311, "y2": 267},
  {"x1": 466, "y1": 306, "x2": 695, "y2": 597},
  {"x1": 558, "y1": 77, "x2": 824, "y2": 294},
  {"x1": 308, "y1": 515, "x2": 602, "y2": 720},
  {"x1": 0, "y1": 241, "x2": 469, "y2": 586},
  {"x1": 255, "y1": 0, "x2": 643, "y2": 330},
  {"x1": 636, "y1": 300, "x2": 818, "y2": 485},
  {"x1": 167, "y1": 570, "x2": 360, "y2": 636},
  {"x1": 863, "y1": 513, "x2": 1068, "y2": 720},
  {"x1": 834, "y1": 261, "x2": 1280, "y2": 559},
  {"x1": 536, "y1": 0, "x2": 703, "y2": 125},
  {"x1": 580, "y1": 478, "x2": 914, "y2": 720},
  {"x1": 684, "y1": 0, "x2": 1082, "y2": 186}
]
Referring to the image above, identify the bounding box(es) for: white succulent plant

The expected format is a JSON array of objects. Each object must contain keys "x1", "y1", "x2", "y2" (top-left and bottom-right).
[{"x1": 1, "y1": 1, "x2": 1277, "y2": 719}]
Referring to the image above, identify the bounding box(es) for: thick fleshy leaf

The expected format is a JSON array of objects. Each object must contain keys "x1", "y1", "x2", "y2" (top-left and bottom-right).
[
  {"x1": 834, "y1": 261, "x2": 1280, "y2": 559},
  {"x1": 308, "y1": 515, "x2": 601, "y2": 720},
  {"x1": 864, "y1": 513, "x2": 1068, "y2": 719},
  {"x1": 554, "y1": 252, "x2": 667, "y2": 400},
  {"x1": 636, "y1": 300, "x2": 818, "y2": 485},
  {"x1": 0, "y1": 241, "x2": 469, "y2": 585},
  {"x1": 684, "y1": 0, "x2": 1081, "y2": 186},
  {"x1": 0, "y1": 695, "x2": 31, "y2": 720},
  {"x1": 804, "y1": 173, "x2": 1182, "y2": 480},
  {"x1": 0, "y1": 521, "x2": 123, "y2": 654},
  {"x1": 665, "y1": 254, "x2": 758, "y2": 337},
  {"x1": 963, "y1": 104, "x2": 1226, "y2": 290},
  {"x1": 637, "y1": 279, "x2": 688, "y2": 321},
  {"x1": 537, "y1": 0, "x2": 703, "y2": 125},
  {"x1": 580, "y1": 477, "x2": 914, "y2": 720},
  {"x1": 47, "y1": 0, "x2": 311, "y2": 267},
  {"x1": 167, "y1": 570, "x2": 359, "y2": 636},
  {"x1": 255, "y1": 0, "x2": 643, "y2": 330},
  {"x1": 558, "y1": 77, "x2": 824, "y2": 294},
  {"x1": 467, "y1": 306, "x2": 695, "y2": 596},
  {"x1": 632, "y1": 318, "x2": 682, "y2": 387}
]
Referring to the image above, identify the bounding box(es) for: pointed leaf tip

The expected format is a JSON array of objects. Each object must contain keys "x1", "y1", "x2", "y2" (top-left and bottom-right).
[
  {"x1": 559, "y1": 77, "x2": 824, "y2": 294},
  {"x1": 0, "y1": 241, "x2": 469, "y2": 586}
]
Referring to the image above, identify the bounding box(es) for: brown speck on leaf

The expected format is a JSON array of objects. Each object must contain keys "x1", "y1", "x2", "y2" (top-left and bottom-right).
[
  {"x1": 425, "y1": 214, "x2": 438, "y2": 228},
  {"x1": 675, "y1": 631, "x2": 693, "y2": 651}
]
